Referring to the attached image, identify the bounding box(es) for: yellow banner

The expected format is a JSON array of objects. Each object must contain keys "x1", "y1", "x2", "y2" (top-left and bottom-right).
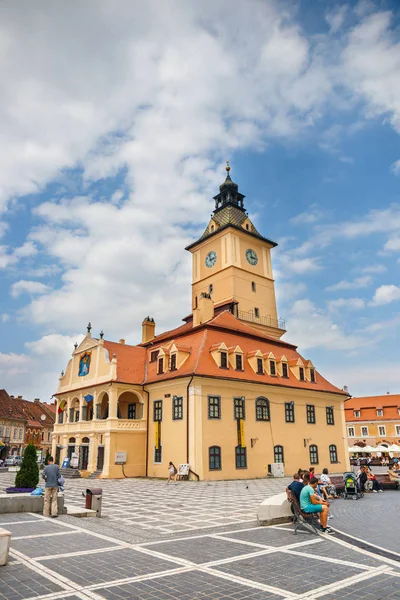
[
  {"x1": 155, "y1": 421, "x2": 160, "y2": 449},
  {"x1": 239, "y1": 419, "x2": 245, "y2": 448}
]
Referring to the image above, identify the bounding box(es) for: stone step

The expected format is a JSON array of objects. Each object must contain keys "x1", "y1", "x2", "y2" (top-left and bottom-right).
[
  {"x1": 87, "y1": 470, "x2": 102, "y2": 479},
  {"x1": 60, "y1": 468, "x2": 81, "y2": 479}
]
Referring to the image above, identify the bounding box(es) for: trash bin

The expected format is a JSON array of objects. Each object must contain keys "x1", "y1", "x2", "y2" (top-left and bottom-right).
[{"x1": 85, "y1": 488, "x2": 102, "y2": 517}]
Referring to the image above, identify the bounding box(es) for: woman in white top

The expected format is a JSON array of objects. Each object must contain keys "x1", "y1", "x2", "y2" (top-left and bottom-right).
[{"x1": 319, "y1": 468, "x2": 338, "y2": 497}]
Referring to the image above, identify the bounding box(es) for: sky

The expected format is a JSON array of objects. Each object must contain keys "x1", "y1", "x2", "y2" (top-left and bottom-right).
[{"x1": 0, "y1": 0, "x2": 399, "y2": 402}]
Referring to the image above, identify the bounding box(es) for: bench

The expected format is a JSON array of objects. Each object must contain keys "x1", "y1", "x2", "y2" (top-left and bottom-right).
[
  {"x1": 376, "y1": 474, "x2": 399, "y2": 490},
  {"x1": 287, "y1": 491, "x2": 319, "y2": 535},
  {"x1": 329, "y1": 476, "x2": 344, "y2": 494}
]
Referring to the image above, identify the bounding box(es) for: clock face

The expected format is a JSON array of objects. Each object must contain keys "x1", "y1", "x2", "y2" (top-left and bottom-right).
[
  {"x1": 246, "y1": 248, "x2": 258, "y2": 266},
  {"x1": 205, "y1": 251, "x2": 217, "y2": 268}
]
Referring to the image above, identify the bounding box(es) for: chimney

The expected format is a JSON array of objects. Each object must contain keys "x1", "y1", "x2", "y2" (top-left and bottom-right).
[
  {"x1": 119, "y1": 339, "x2": 125, "y2": 345},
  {"x1": 34, "y1": 398, "x2": 40, "y2": 403},
  {"x1": 142, "y1": 317, "x2": 156, "y2": 343},
  {"x1": 193, "y1": 293, "x2": 214, "y2": 327},
  {"x1": 17, "y1": 395, "x2": 23, "y2": 399}
]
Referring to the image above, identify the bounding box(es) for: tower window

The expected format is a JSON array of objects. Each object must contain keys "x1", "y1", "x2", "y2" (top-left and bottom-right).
[
  {"x1": 235, "y1": 354, "x2": 243, "y2": 371},
  {"x1": 220, "y1": 351, "x2": 228, "y2": 369},
  {"x1": 256, "y1": 358, "x2": 263, "y2": 374},
  {"x1": 209, "y1": 284, "x2": 213, "y2": 294},
  {"x1": 299, "y1": 367, "x2": 305, "y2": 381},
  {"x1": 254, "y1": 308, "x2": 260, "y2": 318},
  {"x1": 282, "y1": 363, "x2": 288, "y2": 378},
  {"x1": 251, "y1": 281, "x2": 256, "y2": 292}
]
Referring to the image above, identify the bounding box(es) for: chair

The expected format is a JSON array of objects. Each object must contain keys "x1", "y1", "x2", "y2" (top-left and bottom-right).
[{"x1": 287, "y1": 491, "x2": 320, "y2": 535}]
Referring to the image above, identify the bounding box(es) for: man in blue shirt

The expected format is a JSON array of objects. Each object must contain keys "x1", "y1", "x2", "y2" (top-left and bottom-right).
[
  {"x1": 287, "y1": 472, "x2": 304, "y2": 502},
  {"x1": 300, "y1": 477, "x2": 333, "y2": 534},
  {"x1": 42, "y1": 456, "x2": 60, "y2": 518}
]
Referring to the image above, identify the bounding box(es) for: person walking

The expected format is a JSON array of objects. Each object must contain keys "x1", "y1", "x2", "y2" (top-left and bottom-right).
[
  {"x1": 167, "y1": 461, "x2": 178, "y2": 484},
  {"x1": 42, "y1": 456, "x2": 60, "y2": 517}
]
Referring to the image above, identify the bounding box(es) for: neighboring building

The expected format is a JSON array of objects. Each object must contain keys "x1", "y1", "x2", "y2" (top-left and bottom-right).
[
  {"x1": 345, "y1": 394, "x2": 400, "y2": 450},
  {"x1": 0, "y1": 389, "x2": 56, "y2": 460},
  {"x1": 53, "y1": 166, "x2": 349, "y2": 479}
]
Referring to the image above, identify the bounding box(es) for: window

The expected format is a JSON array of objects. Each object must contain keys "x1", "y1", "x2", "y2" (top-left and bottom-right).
[
  {"x1": 299, "y1": 367, "x2": 305, "y2": 381},
  {"x1": 269, "y1": 360, "x2": 276, "y2": 376},
  {"x1": 245, "y1": 223, "x2": 249, "y2": 230},
  {"x1": 157, "y1": 358, "x2": 164, "y2": 374},
  {"x1": 274, "y1": 445, "x2": 284, "y2": 464},
  {"x1": 0, "y1": 425, "x2": 3, "y2": 437},
  {"x1": 220, "y1": 351, "x2": 228, "y2": 369},
  {"x1": 234, "y1": 397, "x2": 245, "y2": 420},
  {"x1": 354, "y1": 410, "x2": 360, "y2": 418},
  {"x1": 378, "y1": 426, "x2": 386, "y2": 436},
  {"x1": 19, "y1": 428, "x2": 23, "y2": 440},
  {"x1": 150, "y1": 350, "x2": 159, "y2": 363},
  {"x1": 329, "y1": 444, "x2": 338, "y2": 463},
  {"x1": 208, "y1": 396, "x2": 221, "y2": 419},
  {"x1": 282, "y1": 363, "x2": 289, "y2": 378},
  {"x1": 41, "y1": 431, "x2": 44, "y2": 441},
  {"x1": 285, "y1": 402, "x2": 294, "y2": 423},
  {"x1": 256, "y1": 358, "x2": 263, "y2": 374},
  {"x1": 154, "y1": 446, "x2": 162, "y2": 463},
  {"x1": 172, "y1": 396, "x2": 183, "y2": 420},
  {"x1": 306, "y1": 405, "x2": 316, "y2": 424},
  {"x1": 235, "y1": 446, "x2": 247, "y2": 468},
  {"x1": 209, "y1": 283, "x2": 213, "y2": 294},
  {"x1": 235, "y1": 354, "x2": 243, "y2": 371},
  {"x1": 255, "y1": 397, "x2": 270, "y2": 421},
  {"x1": 254, "y1": 308, "x2": 260, "y2": 318},
  {"x1": 310, "y1": 369, "x2": 316, "y2": 382},
  {"x1": 348, "y1": 427, "x2": 355, "y2": 437},
  {"x1": 47, "y1": 431, "x2": 51, "y2": 442},
  {"x1": 5, "y1": 426, "x2": 10, "y2": 438},
  {"x1": 153, "y1": 400, "x2": 162, "y2": 422},
  {"x1": 58, "y1": 412, "x2": 63, "y2": 424},
  {"x1": 251, "y1": 281, "x2": 256, "y2": 292},
  {"x1": 376, "y1": 409, "x2": 383, "y2": 417},
  {"x1": 309, "y1": 444, "x2": 319, "y2": 465},
  {"x1": 326, "y1": 407, "x2": 334, "y2": 425},
  {"x1": 170, "y1": 354, "x2": 177, "y2": 371},
  {"x1": 13, "y1": 428, "x2": 18, "y2": 439},
  {"x1": 69, "y1": 408, "x2": 74, "y2": 422},
  {"x1": 396, "y1": 425, "x2": 400, "y2": 436},
  {"x1": 209, "y1": 446, "x2": 221, "y2": 470},
  {"x1": 81, "y1": 405, "x2": 88, "y2": 421},
  {"x1": 360, "y1": 426, "x2": 368, "y2": 436},
  {"x1": 127, "y1": 403, "x2": 136, "y2": 420},
  {"x1": 75, "y1": 410, "x2": 80, "y2": 422}
]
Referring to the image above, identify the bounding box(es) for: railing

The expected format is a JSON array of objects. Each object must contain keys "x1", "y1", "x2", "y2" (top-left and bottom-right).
[
  {"x1": 53, "y1": 419, "x2": 146, "y2": 433},
  {"x1": 237, "y1": 310, "x2": 286, "y2": 330}
]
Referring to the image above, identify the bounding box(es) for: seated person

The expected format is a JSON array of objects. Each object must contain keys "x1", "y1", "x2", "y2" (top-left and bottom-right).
[
  {"x1": 287, "y1": 472, "x2": 304, "y2": 502},
  {"x1": 356, "y1": 466, "x2": 368, "y2": 492},
  {"x1": 319, "y1": 468, "x2": 338, "y2": 498},
  {"x1": 366, "y1": 469, "x2": 383, "y2": 493},
  {"x1": 388, "y1": 467, "x2": 400, "y2": 481},
  {"x1": 300, "y1": 477, "x2": 333, "y2": 534}
]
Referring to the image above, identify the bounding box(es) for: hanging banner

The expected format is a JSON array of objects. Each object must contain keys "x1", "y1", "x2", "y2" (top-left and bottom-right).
[
  {"x1": 84, "y1": 394, "x2": 94, "y2": 403},
  {"x1": 155, "y1": 421, "x2": 160, "y2": 449},
  {"x1": 58, "y1": 399, "x2": 66, "y2": 413},
  {"x1": 239, "y1": 419, "x2": 245, "y2": 448}
]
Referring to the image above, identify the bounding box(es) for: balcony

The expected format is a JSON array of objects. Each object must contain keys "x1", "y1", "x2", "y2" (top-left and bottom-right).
[
  {"x1": 53, "y1": 418, "x2": 147, "y2": 435},
  {"x1": 237, "y1": 309, "x2": 286, "y2": 331}
]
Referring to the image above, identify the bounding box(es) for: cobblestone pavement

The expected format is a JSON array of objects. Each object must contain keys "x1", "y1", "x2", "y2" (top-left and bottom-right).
[{"x1": 0, "y1": 473, "x2": 399, "y2": 600}]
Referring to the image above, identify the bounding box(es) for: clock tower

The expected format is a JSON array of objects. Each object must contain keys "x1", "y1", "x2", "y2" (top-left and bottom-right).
[{"x1": 186, "y1": 164, "x2": 286, "y2": 339}]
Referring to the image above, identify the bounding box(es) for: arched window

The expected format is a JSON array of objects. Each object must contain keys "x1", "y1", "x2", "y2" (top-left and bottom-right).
[
  {"x1": 309, "y1": 444, "x2": 319, "y2": 465},
  {"x1": 82, "y1": 437, "x2": 90, "y2": 444},
  {"x1": 329, "y1": 444, "x2": 338, "y2": 463},
  {"x1": 69, "y1": 437, "x2": 76, "y2": 443},
  {"x1": 209, "y1": 446, "x2": 221, "y2": 470},
  {"x1": 255, "y1": 397, "x2": 270, "y2": 421},
  {"x1": 274, "y1": 445, "x2": 284, "y2": 464},
  {"x1": 235, "y1": 446, "x2": 247, "y2": 469}
]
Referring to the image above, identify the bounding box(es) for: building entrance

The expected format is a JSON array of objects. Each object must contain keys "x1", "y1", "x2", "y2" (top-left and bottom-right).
[{"x1": 97, "y1": 446, "x2": 104, "y2": 470}]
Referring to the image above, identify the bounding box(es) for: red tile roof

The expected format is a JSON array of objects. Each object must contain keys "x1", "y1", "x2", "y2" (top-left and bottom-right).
[
  {"x1": 0, "y1": 389, "x2": 27, "y2": 421},
  {"x1": 0, "y1": 390, "x2": 56, "y2": 426},
  {"x1": 345, "y1": 394, "x2": 400, "y2": 422},
  {"x1": 103, "y1": 341, "x2": 147, "y2": 385}
]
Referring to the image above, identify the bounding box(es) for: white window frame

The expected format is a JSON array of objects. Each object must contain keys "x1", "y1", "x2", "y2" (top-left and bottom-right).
[
  {"x1": 395, "y1": 424, "x2": 400, "y2": 437},
  {"x1": 354, "y1": 410, "x2": 360, "y2": 418},
  {"x1": 347, "y1": 426, "x2": 355, "y2": 437},
  {"x1": 376, "y1": 409, "x2": 383, "y2": 417},
  {"x1": 378, "y1": 425, "x2": 386, "y2": 436},
  {"x1": 361, "y1": 426, "x2": 369, "y2": 437}
]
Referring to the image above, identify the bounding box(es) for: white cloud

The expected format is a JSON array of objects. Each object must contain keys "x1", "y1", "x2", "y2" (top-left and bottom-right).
[
  {"x1": 325, "y1": 361, "x2": 400, "y2": 396},
  {"x1": 25, "y1": 333, "x2": 84, "y2": 357},
  {"x1": 325, "y1": 5, "x2": 349, "y2": 33},
  {"x1": 370, "y1": 284, "x2": 400, "y2": 306},
  {"x1": 360, "y1": 264, "x2": 386, "y2": 274},
  {"x1": 327, "y1": 297, "x2": 365, "y2": 312},
  {"x1": 383, "y1": 236, "x2": 400, "y2": 252},
  {"x1": 326, "y1": 276, "x2": 372, "y2": 291},
  {"x1": 11, "y1": 280, "x2": 51, "y2": 298},
  {"x1": 0, "y1": 241, "x2": 38, "y2": 269},
  {"x1": 290, "y1": 204, "x2": 325, "y2": 225},
  {"x1": 1, "y1": 313, "x2": 10, "y2": 323},
  {"x1": 390, "y1": 159, "x2": 400, "y2": 175}
]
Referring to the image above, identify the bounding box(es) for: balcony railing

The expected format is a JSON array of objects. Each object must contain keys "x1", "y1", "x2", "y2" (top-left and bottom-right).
[
  {"x1": 53, "y1": 419, "x2": 146, "y2": 433},
  {"x1": 237, "y1": 310, "x2": 286, "y2": 330}
]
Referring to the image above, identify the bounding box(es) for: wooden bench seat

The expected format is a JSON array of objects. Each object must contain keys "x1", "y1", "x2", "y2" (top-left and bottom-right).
[{"x1": 287, "y1": 491, "x2": 320, "y2": 535}]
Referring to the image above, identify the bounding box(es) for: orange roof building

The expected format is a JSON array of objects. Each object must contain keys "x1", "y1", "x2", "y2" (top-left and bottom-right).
[
  {"x1": 53, "y1": 166, "x2": 350, "y2": 479},
  {"x1": 345, "y1": 394, "x2": 400, "y2": 451}
]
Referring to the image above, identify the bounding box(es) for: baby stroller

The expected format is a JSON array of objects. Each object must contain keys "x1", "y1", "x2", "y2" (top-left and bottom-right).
[{"x1": 343, "y1": 472, "x2": 363, "y2": 500}]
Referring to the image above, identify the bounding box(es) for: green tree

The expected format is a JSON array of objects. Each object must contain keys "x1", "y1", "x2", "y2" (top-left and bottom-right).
[
  {"x1": 44, "y1": 449, "x2": 50, "y2": 465},
  {"x1": 15, "y1": 443, "x2": 39, "y2": 488}
]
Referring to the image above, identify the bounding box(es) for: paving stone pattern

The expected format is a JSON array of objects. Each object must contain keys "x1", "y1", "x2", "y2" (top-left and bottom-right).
[{"x1": 0, "y1": 472, "x2": 399, "y2": 600}]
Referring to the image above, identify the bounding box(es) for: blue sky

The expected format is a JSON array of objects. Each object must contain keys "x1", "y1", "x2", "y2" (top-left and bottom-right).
[{"x1": 0, "y1": 0, "x2": 399, "y2": 401}]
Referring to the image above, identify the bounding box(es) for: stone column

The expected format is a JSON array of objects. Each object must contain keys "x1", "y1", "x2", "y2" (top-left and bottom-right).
[
  {"x1": 102, "y1": 432, "x2": 111, "y2": 477},
  {"x1": 108, "y1": 386, "x2": 118, "y2": 419}
]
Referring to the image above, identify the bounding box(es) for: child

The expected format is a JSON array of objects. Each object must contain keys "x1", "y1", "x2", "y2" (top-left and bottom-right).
[{"x1": 167, "y1": 461, "x2": 178, "y2": 484}]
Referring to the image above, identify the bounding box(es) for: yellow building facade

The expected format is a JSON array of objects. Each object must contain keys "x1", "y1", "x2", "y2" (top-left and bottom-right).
[{"x1": 53, "y1": 166, "x2": 350, "y2": 479}]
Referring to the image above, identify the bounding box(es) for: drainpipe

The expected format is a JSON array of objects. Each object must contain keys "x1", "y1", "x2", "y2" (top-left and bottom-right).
[
  {"x1": 186, "y1": 375, "x2": 194, "y2": 465},
  {"x1": 143, "y1": 385, "x2": 150, "y2": 477}
]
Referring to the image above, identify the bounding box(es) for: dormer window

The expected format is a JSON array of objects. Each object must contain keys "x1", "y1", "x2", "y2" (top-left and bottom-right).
[
  {"x1": 157, "y1": 358, "x2": 164, "y2": 375},
  {"x1": 246, "y1": 224, "x2": 249, "y2": 230},
  {"x1": 170, "y1": 354, "x2": 177, "y2": 371},
  {"x1": 282, "y1": 363, "x2": 288, "y2": 378},
  {"x1": 251, "y1": 282, "x2": 256, "y2": 292},
  {"x1": 310, "y1": 368, "x2": 316, "y2": 382},
  {"x1": 236, "y1": 354, "x2": 243, "y2": 371},
  {"x1": 220, "y1": 351, "x2": 228, "y2": 369},
  {"x1": 150, "y1": 350, "x2": 159, "y2": 363},
  {"x1": 354, "y1": 410, "x2": 360, "y2": 418},
  {"x1": 299, "y1": 367, "x2": 305, "y2": 381},
  {"x1": 269, "y1": 360, "x2": 276, "y2": 376},
  {"x1": 211, "y1": 225, "x2": 214, "y2": 232},
  {"x1": 256, "y1": 358, "x2": 263, "y2": 375},
  {"x1": 376, "y1": 409, "x2": 383, "y2": 417}
]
